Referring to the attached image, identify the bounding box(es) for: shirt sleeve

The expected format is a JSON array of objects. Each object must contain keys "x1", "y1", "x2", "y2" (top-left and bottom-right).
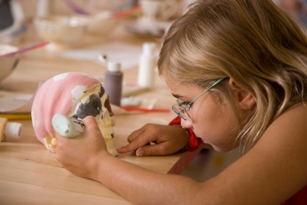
[{"x1": 169, "y1": 116, "x2": 203, "y2": 151}]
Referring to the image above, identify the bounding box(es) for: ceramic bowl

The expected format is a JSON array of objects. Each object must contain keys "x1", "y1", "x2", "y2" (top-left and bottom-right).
[
  {"x1": 85, "y1": 12, "x2": 119, "y2": 36},
  {"x1": 0, "y1": 44, "x2": 19, "y2": 83},
  {"x1": 33, "y1": 15, "x2": 88, "y2": 50}
]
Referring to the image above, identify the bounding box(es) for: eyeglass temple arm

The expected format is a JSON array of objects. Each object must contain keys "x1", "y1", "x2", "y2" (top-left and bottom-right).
[{"x1": 188, "y1": 77, "x2": 227, "y2": 106}]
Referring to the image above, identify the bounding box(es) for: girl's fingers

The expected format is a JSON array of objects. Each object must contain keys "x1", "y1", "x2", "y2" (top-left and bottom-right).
[
  {"x1": 117, "y1": 134, "x2": 151, "y2": 153},
  {"x1": 135, "y1": 144, "x2": 168, "y2": 156}
]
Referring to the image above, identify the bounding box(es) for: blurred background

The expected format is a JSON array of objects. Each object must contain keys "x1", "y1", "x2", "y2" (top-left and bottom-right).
[
  {"x1": 2, "y1": 0, "x2": 306, "y2": 47},
  {"x1": 273, "y1": 0, "x2": 307, "y2": 27},
  {"x1": 0, "y1": 0, "x2": 194, "y2": 89},
  {"x1": 0, "y1": 0, "x2": 195, "y2": 47}
]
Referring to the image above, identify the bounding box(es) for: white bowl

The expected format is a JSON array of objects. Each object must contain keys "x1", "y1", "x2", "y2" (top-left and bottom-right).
[
  {"x1": 85, "y1": 12, "x2": 119, "y2": 36},
  {"x1": 0, "y1": 44, "x2": 19, "y2": 83},
  {"x1": 33, "y1": 15, "x2": 88, "y2": 50}
]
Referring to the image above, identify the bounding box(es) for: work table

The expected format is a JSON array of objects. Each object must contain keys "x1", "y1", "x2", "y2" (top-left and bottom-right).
[{"x1": 0, "y1": 21, "x2": 201, "y2": 205}]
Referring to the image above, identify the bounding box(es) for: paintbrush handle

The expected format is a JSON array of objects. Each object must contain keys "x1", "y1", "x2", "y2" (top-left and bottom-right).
[{"x1": 0, "y1": 42, "x2": 49, "y2": 58}]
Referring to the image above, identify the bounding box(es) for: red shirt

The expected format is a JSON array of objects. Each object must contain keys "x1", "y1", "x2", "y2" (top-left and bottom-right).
[
  {"x1": 282, "y1": 186, "x2": 307, "y2": 205},
  {"x1": 168, "y1": 116, "x2": 202, "y2": 151},
  {"x1": 169, "y1": 116, "x2": 307, "y2": 204}
]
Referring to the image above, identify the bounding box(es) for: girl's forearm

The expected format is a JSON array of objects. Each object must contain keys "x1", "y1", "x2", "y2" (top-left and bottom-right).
[{"x1": 95, "y1": 154, "x2": 203, "y2": 205}]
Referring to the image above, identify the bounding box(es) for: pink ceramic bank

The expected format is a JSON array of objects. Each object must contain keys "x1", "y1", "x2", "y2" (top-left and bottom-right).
[{"x1": 31, "y1": 72, "x2": 118, "y2": 156}]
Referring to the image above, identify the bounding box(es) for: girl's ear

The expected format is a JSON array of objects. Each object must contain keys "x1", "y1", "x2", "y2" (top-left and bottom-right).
[{"x1": 228, "y1": 78, "x2": 256, "y2": 110}]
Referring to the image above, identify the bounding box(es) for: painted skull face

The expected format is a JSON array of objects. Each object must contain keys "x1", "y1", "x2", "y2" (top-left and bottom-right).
[{"x1": 31, "y1": 72, "x2": 118, "y2": 156}]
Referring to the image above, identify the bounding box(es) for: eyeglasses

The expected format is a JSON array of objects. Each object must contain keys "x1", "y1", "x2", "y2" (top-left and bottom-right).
[{"x1": 172, "y1": 77, "x2": 226, "y2": 120}]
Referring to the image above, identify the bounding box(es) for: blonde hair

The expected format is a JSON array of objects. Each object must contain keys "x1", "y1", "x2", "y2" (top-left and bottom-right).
[{"x1": 158, "y1": 0, "x2": 307, "y2": 153}]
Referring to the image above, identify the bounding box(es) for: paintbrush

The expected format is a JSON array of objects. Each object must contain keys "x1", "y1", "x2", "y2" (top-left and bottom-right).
[{"x1": 0, "y1": 41, "x2": 49, "y2": 58}]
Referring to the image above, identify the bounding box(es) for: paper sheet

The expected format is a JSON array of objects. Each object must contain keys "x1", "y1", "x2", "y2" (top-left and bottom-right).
[
  {"x1": 0, "y1": 93, "x2": 34, "y2": 113},
  {"x1": 58, "y1": 41, "x2": 144, "y2": 70},
  {"x1": 0, "y1": 83, "x2": 41, "y2": 113}
]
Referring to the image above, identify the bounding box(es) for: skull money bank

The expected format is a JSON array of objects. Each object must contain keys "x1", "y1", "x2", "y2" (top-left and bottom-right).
[{"x1": 31, "y1": 72, "x2": 118, "y2": 156}]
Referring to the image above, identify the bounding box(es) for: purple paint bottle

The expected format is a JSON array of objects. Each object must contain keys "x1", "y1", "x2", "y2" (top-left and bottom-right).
[{"x1": 104, "y1": 61, "x2": 123, "y2": 106}]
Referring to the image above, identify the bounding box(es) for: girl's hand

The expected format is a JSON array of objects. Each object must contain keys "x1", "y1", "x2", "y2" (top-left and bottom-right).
[
  {"x1": 117, "y1": 124, "x2": 188, "y2": 156},
  {"x1": 55, "y1": 116, "x2": 110, "y2": 180}
]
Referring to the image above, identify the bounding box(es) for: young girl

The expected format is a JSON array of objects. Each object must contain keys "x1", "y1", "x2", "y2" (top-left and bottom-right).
[{"x1": 55, "y1": 0, "x2": 307, "y2": 204}]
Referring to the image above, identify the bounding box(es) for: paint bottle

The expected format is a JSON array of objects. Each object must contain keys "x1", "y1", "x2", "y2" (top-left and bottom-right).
[
  {"x1": 138, "y1": 42, "x2": 157, "y2": 88},
  {"x1": 52, "y1": 114, "x2": 84, "y2": 138},
  {"x1": 0, "y1": 118, "x2": 22, "y2": 142},
  {"x1": 36, "y1": 0, "x2": 54, "y2": 17},
  {"x1": 104, "y1": 61, "x2": 123, "y2": 106}
]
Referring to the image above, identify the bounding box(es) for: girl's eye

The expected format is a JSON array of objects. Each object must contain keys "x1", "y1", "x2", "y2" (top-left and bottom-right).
[
  {"x1": 182, "y1": 101, "x2": 190, "y2": 106},
  {"x1": 186, "y1": 102, "x2": 193, "y2": 110},
  {"x1": 177, "y1": 99, "x2": 189, "y2": 106}
]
